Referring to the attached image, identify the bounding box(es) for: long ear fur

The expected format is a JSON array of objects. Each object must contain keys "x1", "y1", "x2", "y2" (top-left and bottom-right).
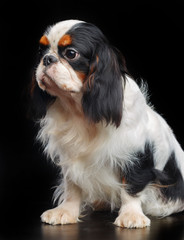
[
  {"x1": 27, "y1": 71, "x2": 55, "y2": 120},
  {"x1": 82, "y1": 45, "x2": 127, "y2": 128}
]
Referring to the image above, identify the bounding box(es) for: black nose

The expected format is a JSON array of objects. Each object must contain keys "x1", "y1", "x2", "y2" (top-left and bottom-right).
[{"x1": 43, "y1": 55, "x2": 58, "y2": 66}]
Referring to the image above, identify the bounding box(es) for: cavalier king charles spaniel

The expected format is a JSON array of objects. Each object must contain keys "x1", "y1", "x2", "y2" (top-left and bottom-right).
[{"x1": 30, "y1": 19, "x2": 184, "y2": 228}]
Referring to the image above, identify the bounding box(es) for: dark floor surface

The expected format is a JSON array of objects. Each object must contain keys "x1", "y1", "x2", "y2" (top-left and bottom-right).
[{"x1": 1, "y1": 206, "x2": 184, "y2": 240}]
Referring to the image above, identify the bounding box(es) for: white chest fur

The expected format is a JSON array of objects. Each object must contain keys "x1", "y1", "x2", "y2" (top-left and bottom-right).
[{"x1": 38, "y1": 98, "x2": 122, "y2": 207}]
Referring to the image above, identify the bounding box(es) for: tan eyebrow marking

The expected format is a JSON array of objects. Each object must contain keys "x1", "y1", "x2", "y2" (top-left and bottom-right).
[
  {"x1": 39, "y1": 35, "x2": 50, "y2": 45},
  {"x1": 58, "y1": 34, "x2": 72, "y2": 47}
]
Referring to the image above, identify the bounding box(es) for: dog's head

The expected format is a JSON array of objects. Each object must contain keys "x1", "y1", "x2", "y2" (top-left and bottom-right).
[{"x1": 31, "y1": 20, "x2": 128, "y2": 127}]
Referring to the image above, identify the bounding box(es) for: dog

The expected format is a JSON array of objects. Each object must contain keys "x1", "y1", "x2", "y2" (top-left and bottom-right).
[{"x1": 30, "y1": 19, "x2": 184, "y2": 228}]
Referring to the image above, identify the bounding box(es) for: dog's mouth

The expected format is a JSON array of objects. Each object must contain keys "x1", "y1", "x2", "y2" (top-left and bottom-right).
[
  {"x1": 38, "y1": 72, "x2": 52, "y2": 90},
  {"x1": 39, "y1": 71, "x2": 78, "y2": 95},
  {"x1": 36, "y1": 59, "x2": 83, "y2": 96}
]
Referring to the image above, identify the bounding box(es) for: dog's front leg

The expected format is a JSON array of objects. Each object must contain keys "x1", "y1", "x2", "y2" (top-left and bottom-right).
[
  {"x1": 114, "y1": 188, "x2": 150, "y2": 228},
  {"x1": 41, "y1": 180, "x2": 82, "y2": 225}
]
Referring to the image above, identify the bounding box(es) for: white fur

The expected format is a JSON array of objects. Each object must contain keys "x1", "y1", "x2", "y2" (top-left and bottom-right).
[
  {"x1": 36, "y1": 20, "x2": 184, "y2": 228},
  {"x1": 114, "y1": 188, "x2": 151, "y2": 228},
  {"x1": 46, "y1": 20, "x2": 83, "y2": 51},
  {"x1": 36, "y1": 20, "x2": 83, "y2": 94},
  {"x1": 38, "y1": 76, "x2": 184, "y2": 226}
]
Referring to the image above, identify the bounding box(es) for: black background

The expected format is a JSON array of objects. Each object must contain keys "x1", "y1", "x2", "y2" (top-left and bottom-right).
[{"x1": 1, "y1": 0, "x2": 184, "y2": 231}]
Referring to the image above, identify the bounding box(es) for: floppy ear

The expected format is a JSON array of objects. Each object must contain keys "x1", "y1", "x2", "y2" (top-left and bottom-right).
[
  {"x1": 27, "y1": 71, "x2": 55, "y2": 120},
  {"x1": 82, "y1": 45, "x2": 126, "y2": 128}
]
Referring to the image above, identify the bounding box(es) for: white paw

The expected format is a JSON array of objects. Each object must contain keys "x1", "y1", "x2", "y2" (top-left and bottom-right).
[
  {"x1": 41, "y1": 207, "x2": 78, "y2": 225},
  {"x1": 114, "y1": 211, "x2": 151, "y2": 229}
]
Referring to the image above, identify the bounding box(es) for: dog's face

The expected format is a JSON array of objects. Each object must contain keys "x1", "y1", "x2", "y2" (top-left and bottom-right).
[
  {"x1": 36, "y1": 20, "x2": 85, "y2": 96},
  {"x1": 32, "y1": 19, "x2": 128, "y2": 127}
]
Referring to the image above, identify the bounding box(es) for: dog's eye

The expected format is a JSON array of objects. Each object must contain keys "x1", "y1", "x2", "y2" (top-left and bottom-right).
[{"x1": 64, "y1": 49, "x2": 79, "y2": 60}]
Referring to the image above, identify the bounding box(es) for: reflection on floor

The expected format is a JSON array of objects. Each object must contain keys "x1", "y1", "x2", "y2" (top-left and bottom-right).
[{"x1": 1, "y1": 209, "x2": 184, "y2": 240}]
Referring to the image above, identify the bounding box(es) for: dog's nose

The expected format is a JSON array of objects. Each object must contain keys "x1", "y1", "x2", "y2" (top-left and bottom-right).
[{"x1": 43, "y1": 55, "x2": 58, "y2": 66}]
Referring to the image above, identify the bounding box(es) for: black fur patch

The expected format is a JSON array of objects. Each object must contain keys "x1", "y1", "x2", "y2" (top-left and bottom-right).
[
  {"x1": 28, "y1": 75, "x2": 55, "y2": 120},
  {"x1": 124, "y1": 142, "x2": 184, "y2": 201},
  {"x1": 158, "y1": 153, "x2": 184, "y2": 201},
  {"x1": 124, "y1": 142, "x2": 155, "y2": 195},
  {"x1": 62, "y1": 22, "x2": 128, "y2": 127}
]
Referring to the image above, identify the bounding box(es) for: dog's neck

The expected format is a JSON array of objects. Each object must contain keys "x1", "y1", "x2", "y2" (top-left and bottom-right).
[
  {"x1": 55, "y1": 90, "x2": 82, "y2": 113},
  {"x1": 47, "y1": 93, "x2": 98, "y2": 142}
]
